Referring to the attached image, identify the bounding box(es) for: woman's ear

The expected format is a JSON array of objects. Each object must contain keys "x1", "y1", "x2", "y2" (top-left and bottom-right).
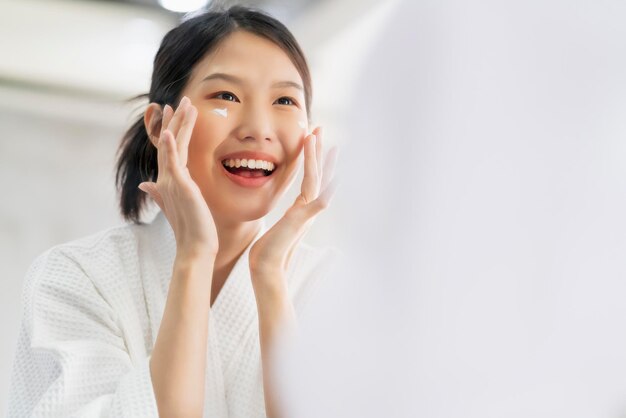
[{"x1": 144, "y1": 103, "x2": 164, "y2": 147}]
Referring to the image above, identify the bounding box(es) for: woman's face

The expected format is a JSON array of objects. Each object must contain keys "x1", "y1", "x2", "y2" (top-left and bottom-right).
[{"x1": 180, "y1": 30, "x2": 308, "y2": 223}]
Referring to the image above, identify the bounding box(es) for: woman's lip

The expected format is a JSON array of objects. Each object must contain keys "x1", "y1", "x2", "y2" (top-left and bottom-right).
[{"x1": 221, "y1": 164, "x2": 274, "y2": 188}]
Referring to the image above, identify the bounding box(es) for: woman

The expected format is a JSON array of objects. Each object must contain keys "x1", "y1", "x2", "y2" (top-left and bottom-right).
[{"x1": 7, "y1": 5, "x2": 338, "y2": 418}]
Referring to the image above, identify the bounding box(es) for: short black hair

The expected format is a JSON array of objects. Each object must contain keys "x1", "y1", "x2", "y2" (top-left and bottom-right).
[{"x1": 115, "y1": 5, "x2": 312, "y2": 223}]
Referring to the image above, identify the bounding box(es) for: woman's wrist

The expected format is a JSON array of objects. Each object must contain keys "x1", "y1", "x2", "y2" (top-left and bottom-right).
[
  {"x1": 253, "y1": 274, "x2": 295, "y2": 322},
  {"x1": 176, "y1": 245, "x2": 217, "y2": 265},
  {"x1": 173, "y1": 250, "x2": 215, "y2": 287},
  {"x1": 250, "y1": 268, "x2": 287, "y2": 295}
]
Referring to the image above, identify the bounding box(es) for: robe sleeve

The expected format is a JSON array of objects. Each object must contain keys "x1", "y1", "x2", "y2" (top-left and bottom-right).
[{"x1": 6, "y1": 248, "x2": 159, "y2": 417}]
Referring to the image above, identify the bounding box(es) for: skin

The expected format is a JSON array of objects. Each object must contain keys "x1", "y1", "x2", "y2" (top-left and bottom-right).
[{"x1": 138, "y1": 30, "x2": 338, "y2": 418}]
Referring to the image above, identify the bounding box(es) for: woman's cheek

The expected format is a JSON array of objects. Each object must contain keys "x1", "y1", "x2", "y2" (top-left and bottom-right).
[
  {"x1": 276, "y1": 112, "x2": 308, "y2": 148},
  {"x1": 185, "y1": 112, "x2": 229, "y2": 183},
  {"x1": 284, "y1": 109, "x2": 306, "y2": 127},
  {"x1": 191, "y1": 111, "x2": 229, "y2": 148},
  {"x1": 279, "y1": 129, "x2": 305, "y2": 165},
  {"x1": 284, "y1": 137, "x2": 306, "y2": 186}
]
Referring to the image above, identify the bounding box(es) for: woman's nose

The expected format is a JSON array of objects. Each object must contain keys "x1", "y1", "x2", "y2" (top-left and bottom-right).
[{"x1": 235, "y1": 102, "x2": 274, "y2": 142}]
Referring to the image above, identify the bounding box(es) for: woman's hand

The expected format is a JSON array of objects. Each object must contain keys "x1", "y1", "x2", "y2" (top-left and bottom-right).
[
  {"x1": 138, "y1": 96, "x2": 219, "y2": 258},
  {"x1": 249, "y1": 126, "x2": 339, "y2": 288}
]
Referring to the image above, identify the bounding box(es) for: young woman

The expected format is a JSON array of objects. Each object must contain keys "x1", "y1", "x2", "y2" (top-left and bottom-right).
[{"x1": 7, "y1": 6, "x2": 338, "y2": 418}]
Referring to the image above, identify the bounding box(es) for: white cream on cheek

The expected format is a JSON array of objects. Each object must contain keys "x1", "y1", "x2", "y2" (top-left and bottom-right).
[{"x1": 212, "y1": 108, "x2": 228, "y2": 118}]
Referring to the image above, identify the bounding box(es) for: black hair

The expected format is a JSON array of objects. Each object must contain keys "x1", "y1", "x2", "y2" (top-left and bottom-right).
[{"x1": 115, "y1": 5, "x2": 312, "y2": 223}]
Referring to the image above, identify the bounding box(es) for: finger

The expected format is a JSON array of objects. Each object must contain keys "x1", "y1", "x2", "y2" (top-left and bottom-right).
[
  {"x1": 160, "y1": 104, "x2": 173, "y2": 137},
  {"x1": 138, "y1": 182, "x2": 165, "y2": 212},
  {"x1": 313, "y1": 126, "x2": 323, "y2": 177},
  {"x1": 283, "y1": 217, "x2": 314, "y2": 271},
  {"x1": 156, "y1": 128, "x2": 168, "y2": 180},
  {"x1": 162, "y1": 130, "x2": 182, "y2": 177},
  {"x1": 296, "y1": 149, "x2": 339, "y2": 220},
  {"x1": 301, "y1": 134, "x2": 318, "y2": 203},
  {"x1": 177, "y1": 104, "x2": 198, "y2": 167},
  {"x1": 319, "y1": 176, "x2": 339, "y2": 207},
  {"x1": 308, "y1": 177, "x2": 339, "y2": 217},
  {"x1": 167, "y1": 96, "x2": 190, "y2": 139},
  {"x1": 320, "y1": 146, "x2": 339, "y2": 192}
]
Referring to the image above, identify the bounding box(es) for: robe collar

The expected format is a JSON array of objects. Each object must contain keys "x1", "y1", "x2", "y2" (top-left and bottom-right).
[
  {"x1": 142, "y1": 210, "x2": 267, "y2": 347},
  {"x1": 140, "y1": 211, "x2": 268, "y2": 416}
]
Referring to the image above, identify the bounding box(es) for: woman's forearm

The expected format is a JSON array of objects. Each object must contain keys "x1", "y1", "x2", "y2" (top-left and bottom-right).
[
  {"x1": 253, "y1": 277, "x2": 297, "y2": 418},
  {"x1": 150, "y1": 253, "x2": 215, "y2": 418}
]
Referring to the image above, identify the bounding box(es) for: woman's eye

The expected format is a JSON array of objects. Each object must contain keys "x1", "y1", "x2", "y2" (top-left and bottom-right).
[
  {"x1": 275, "y1": 97, "x2": 295, "y2": 106},
  {"x1": 214, "y1": 92, "x2": 239, "y2": 102}
]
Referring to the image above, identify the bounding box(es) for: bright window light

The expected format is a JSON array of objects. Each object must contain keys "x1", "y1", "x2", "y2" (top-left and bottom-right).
[{"x1": 158, "y1": 0, "x2": 210, "y2": 13}]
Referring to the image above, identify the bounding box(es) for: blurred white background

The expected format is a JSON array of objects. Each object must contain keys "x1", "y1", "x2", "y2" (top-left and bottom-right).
[
  {"x1": 0, "y1": 0, "x2": 396, "y2": 412},
  {"x1": 279, "y1": 1, "x2": 626, "y2": 417}
]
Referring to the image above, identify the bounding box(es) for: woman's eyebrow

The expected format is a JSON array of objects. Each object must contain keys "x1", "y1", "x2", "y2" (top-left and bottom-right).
[
  {"x1": 201, "y1": 72, "x2": 303, "y2": 91},
  {"x1": 271, "y1": 80, "x2": 303, "y2": 91},
  {"x1": 202, "y1": 72, "x2": 242, "y2": 84}
]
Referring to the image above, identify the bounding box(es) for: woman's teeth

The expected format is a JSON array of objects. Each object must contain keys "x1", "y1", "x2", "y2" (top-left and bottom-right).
[{"x1": 222, "y1": 158, "x2": 275, "y2": 171}]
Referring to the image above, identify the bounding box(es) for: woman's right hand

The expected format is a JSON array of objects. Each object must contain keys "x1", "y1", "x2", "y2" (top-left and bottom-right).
[{"x1": 138, "y1": 96, "x2": 219, "y2": 258}]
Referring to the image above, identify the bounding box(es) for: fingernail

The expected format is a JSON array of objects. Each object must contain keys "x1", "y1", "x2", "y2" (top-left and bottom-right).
[{"x1": 180, "y1": 96, "x2": 189, "y2": 106}]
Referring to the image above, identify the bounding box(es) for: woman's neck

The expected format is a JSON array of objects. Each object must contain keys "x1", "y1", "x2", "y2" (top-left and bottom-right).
[
  {"x1": 209, "y1": 217, "x2": 261, "y2": 306},
  {"x1": 213, "y1": 218, "x2": 262, "y2": 270}
]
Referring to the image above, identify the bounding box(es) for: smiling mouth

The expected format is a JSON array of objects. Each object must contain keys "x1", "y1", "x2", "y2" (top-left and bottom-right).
[{"x1": 221, "y1": 158, "x2": 276, "y2": 177}]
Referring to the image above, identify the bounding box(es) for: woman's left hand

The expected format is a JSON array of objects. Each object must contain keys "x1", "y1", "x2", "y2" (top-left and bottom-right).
[{"x1": 249, "y1": 126, "x2": 338, "y2": 290}]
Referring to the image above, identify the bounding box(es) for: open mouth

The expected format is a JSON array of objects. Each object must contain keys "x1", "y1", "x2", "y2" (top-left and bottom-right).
[{"x1": 221, "y1": 158, "x2": 276, "y2": 178}]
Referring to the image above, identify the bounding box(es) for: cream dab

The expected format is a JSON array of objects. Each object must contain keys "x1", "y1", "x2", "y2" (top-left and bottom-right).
[
  {"x1": 212, "y1": 108, "x2": 228, "y2": 118},
  {"x1": 298, "y1": 120, "x2": 307, "y2": 129}
]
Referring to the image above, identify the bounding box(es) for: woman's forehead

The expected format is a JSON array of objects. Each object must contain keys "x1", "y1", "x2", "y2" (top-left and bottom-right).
[{"x1": 189, "y1": 30, "x2": 303, "y2": 87}]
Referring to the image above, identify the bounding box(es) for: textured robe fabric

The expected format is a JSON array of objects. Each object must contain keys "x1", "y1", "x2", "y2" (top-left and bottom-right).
[{"x1": 7, "y1": 212, "x2": 337, "y2": 417}]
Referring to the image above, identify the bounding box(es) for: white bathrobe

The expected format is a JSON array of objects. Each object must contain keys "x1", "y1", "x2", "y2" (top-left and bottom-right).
[{"x1": 7, "y1": 212, "x2": 337, "y2": 417}]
